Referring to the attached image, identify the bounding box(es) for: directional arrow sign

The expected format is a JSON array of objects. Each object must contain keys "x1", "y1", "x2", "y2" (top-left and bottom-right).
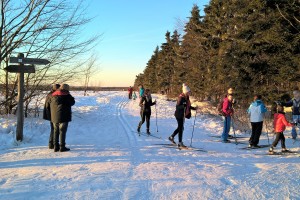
[
  {"x1": 10, "y1": 57, "x2": 50, "y2": 65},
  {"x1": 4, "y1": 65, "x2": 35, "y2": 73}
]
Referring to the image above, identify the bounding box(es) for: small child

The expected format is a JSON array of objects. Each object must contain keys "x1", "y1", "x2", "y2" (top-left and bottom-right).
[
  {"x1": 133, "y1": 91, "x2": 137, "y2": 100},
  {"x1": 269, "y1": 103, "x2": 294, "y2": 153}
]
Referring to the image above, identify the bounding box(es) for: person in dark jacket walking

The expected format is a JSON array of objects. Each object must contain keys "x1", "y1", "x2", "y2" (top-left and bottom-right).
[
  {"x1": 43, "y1": 84, "x2": 60, "y2": 149},
  {"x1": 281, "y1": 89, "x2": 300, "y2": 139},
  {"x1": 137, "y1": 89, "x2": 156, "y2": 134},
  {"x1": 168, "y1": 85, "x2": 196, "y2": 147},
  {"x1": 47, "y1": 84, "x2": 75, "y2": 152}
]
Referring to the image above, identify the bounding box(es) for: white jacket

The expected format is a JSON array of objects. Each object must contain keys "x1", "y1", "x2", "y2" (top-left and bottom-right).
[{"x1": 247, "y1": 100, "x2": 267, "y2": 122}]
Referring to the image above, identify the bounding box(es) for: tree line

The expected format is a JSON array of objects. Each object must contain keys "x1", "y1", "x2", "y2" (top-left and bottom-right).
[{"x1": 134, "y1": 0, "x2": 300, "y2": 106}]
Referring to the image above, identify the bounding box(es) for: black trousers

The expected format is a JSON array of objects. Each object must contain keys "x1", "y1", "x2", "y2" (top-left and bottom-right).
[
  {"x1": 138, "y1": 111, "x2": 151, "y2": 130},
  {"x1": 171, "y1": 118, "x2": 184, "y2": 143},
  {"x1": 272, "y1": 132, "x2": 286, "y2": 148},
  {"x1": 53, "y1": 122, "x2": 69, "y2": 147},
  {"x1": 128, "y1": 93, "x2": 132, "y2": 99},
  {"x1": 49, "y1": 122, "x2": 55, "y2": 144},
  {"x1": 249, "y1": 121, "x2": 263, "y2": 145}
]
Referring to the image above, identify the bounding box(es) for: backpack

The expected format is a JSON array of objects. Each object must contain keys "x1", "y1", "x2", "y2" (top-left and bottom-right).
[{"x1": 217, "y1": 98, "x2": 225, "y2": 116}]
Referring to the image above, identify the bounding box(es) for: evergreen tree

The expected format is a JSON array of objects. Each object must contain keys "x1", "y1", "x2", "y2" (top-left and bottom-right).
[
  {"x1": 134, "y1": 0, "x2": 300, "y2": 104},
  {"x1": 142, "y1": 47, "x2": 159, "y2": 92},
  {"x1": 156, "y1": 31, "x2": 177, "y2": 94}
]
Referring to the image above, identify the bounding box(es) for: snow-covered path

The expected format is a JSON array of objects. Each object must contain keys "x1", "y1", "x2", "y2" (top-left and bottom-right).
[{"x1": 1, "y1": 91, "x2": 300, "y2": 200}]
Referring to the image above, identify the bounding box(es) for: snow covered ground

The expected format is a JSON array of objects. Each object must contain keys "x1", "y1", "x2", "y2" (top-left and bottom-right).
[{"x1": 1, "y1": 91, "x2": 300, "y2": 200}]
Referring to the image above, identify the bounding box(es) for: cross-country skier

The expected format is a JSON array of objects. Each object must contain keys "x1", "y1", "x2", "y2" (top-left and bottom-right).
[
  {"x1": 281, "y1": 88, "x2": 300, "y2": 139},
  {"x1": 247, "y1": 94, "x2": 267, "y2": 148},
  {"x1": 139, "y1": 85, "x2": 145, "y2": 98},
  {"x1": 168, "y1": 85, "x2": 197, "y2": 147},
  {"x1": 128, "y1": 86, "x2": 133, "y2": 99},
  {"x1": 221, "y1": 94, "x2": 234, "y2": 143},
  {"x1": 269, "y1": 102, "x2": 294, "y2": 153},
  {"x1": 137, "y1": 89, "x2": 156, "y2": 134}
]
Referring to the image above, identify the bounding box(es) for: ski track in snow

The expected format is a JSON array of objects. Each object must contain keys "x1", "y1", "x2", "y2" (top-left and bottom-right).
[{"x1": 0, "y1": 91, "x2": 300, "y2": 200}]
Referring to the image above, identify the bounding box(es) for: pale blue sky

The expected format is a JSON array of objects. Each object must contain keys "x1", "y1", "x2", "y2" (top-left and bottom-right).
[{"x1": 85, "y1": 0, "x2": 209, "y2": 87}]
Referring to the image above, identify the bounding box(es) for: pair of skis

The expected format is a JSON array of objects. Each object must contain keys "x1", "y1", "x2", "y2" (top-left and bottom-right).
[
  {"x1": 256, "y1": 150, "x2": 299, "y2": 156},
  {"x1": 133, "y1": 131, "x2": 162, "y2": 139},
  {"x1": 239, "y1": 144, "x2": 270, "y2": 150},
  {"x1": 155, "y1": 143, "x2": 207, "y2": 152}
]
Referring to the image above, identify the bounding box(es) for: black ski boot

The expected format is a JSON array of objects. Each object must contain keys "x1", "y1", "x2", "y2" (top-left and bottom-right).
[
  {"x1": 60, "y1": 145, "x2": 70, "y2": 152},
  {"x1": 49, "y1": 143, "x2": 54, "y2": 149},
  {"x1": 178, "y1": 142, "x2": 187, "y2": 148},
  {"x1": 54, "y1": 144, "x2": 59, "y2": 152},
  {"x1": 146, "y1": 129, "x2": 150, "y2": 135},
  {"x1": 269, "y1": 146, "x2": 274, "y2": 154},
  {"x1": 137, "y1": 126, "x2": 141, "y2": 133},
  {"x1": 168, "y1": 136, "x2": 176, "y2": 144}
]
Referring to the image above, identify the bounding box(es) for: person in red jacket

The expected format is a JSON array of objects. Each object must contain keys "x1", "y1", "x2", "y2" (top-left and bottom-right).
[
  {"x1": 221, "y1": 94, "x2": 234, "y2": 142},
  {"x1": 269, "y1": 103, "x2": 294, "y2": 153},
  {"x1": 128, "y1": 86, "x2": 133, "y2": 99}
]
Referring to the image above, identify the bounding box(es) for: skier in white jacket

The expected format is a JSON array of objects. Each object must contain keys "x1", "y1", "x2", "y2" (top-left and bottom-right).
[{"x1": 247, "y1": 95, "x2": 267, "y2": 147}]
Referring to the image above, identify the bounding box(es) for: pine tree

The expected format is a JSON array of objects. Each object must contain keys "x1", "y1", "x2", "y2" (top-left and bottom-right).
[{"x1": 156, "y1": 31, "x2": 177, "y2": 94}]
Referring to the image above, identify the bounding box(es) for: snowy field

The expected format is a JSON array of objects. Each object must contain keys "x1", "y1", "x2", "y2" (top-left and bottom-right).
[{"x1": 0, "y1": 91, "x2": 300, "y2": 200}]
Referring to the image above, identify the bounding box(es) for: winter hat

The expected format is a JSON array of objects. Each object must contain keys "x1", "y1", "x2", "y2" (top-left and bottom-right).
[
  {"x1": 293, "y1": 90, "x2": 300, "y2": 100},
  {"x1": 60, "y1": 84, "x2": 70, "y2": 91},
  {"x1": 52, "y1": 84, "x2": 60, "y2": 91},
  {"x1": 227, "y1": 88, "x2": 234, "y2": 95},
  {"x1": 182, "y1": 85, "x2": 191, "y2": 94}
]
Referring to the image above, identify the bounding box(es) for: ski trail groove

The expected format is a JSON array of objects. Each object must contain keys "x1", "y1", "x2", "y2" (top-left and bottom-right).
[{"x1": 115, "y1": 95, "x2": 152, "y2": 198}]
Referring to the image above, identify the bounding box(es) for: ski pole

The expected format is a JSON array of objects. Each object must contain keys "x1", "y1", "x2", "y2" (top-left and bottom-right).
[
  {"x1": 190, "y1": 110, "x2": 197, "y2": 147},
  {"x1": 231, "y1": 116, "x2": 238, "y2": 145},
  {"x1": 155, "y1": 101, "x2": 158, "y2": 132}
]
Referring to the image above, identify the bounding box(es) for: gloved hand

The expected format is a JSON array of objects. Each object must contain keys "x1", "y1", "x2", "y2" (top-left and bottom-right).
[{"x1": 292, "y1": 122, "x2": 297, "y2": 126}]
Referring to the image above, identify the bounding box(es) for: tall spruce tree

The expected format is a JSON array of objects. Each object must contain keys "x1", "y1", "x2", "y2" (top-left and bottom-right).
[
  {"x1": 180, "y1": 5, "x2": 208, "y2": 99},
  {"x1": 142, "y1": 47, "x2": 159, "y2": 92},
  {"x1": 156, "y1": 31, "x2": 176, "y2": 94}
]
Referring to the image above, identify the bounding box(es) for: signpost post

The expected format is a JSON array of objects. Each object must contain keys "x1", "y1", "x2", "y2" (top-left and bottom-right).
[{"x1": 5, "y1": 53, "x2": 50, "y2": 141}]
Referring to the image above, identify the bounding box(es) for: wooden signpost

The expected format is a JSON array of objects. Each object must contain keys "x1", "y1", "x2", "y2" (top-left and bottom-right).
[{"x1": 4, "y1": 53, "x2": 50, "y2": 141}]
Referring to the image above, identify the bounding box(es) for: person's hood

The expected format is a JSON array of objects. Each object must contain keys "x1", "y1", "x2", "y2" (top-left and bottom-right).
[{"x1": 251, "y1": 100, "x2": 263, "y2": 107}]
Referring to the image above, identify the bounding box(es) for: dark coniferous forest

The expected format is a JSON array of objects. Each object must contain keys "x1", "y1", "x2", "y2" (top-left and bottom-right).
[{"x1": 134, "y1": 0, "x2": 300, "y2": 105}]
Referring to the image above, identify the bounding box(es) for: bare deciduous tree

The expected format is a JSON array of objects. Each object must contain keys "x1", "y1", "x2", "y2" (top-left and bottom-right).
[
  {"x1": 83, "y1": 54, "x2": 100, "y2": 96},
  {"x1": 0, "y1": 0, "x2": 100, "y2": 114}
]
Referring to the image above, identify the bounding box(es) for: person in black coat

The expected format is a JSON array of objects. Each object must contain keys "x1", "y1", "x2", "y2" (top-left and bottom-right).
[
  {"x1": 43, "y1": 84, "x2": 60, "y2": 149},
  {"x1": 47, "y1": 84, "x2": 75, "y2": 152},
  {"x1": 169, "y1": 85, "x2": 196, "y2": 147},
  {"x1": 137, "y1": 89, "x2": 156, "y2": 134}
]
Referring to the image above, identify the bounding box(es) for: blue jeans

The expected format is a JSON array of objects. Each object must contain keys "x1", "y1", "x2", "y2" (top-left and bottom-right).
[
  {"x1": 291, "y1": 115, "x2": 300, "y2": 139},
  {"x1": 222, "y1": 116, "x2": 231, "y2": 141}
]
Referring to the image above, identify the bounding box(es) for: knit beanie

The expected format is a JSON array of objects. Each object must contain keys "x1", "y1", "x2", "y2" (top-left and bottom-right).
[
  {"x1": 293, "y1": 90, "x2": 300, "y2": 100},
  {"x1": 182, "y1": 85, "x2": 191, "y2": 94},
  {"x1": 60, "y1": 84, "x2": 70, "y2": 91},
  {"x1": 52, "y1": 84, "x2": 60, "y2": 91},
  {"x1": 227, "y1": 88, "x2": 234, "y2": 95}
]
